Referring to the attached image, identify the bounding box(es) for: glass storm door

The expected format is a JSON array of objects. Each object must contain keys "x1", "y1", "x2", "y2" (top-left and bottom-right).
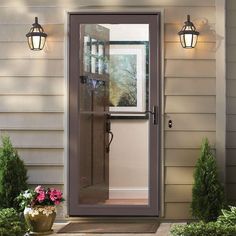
[{"x1": 69, "y1": 13, "x2": 161, "y2": 216}]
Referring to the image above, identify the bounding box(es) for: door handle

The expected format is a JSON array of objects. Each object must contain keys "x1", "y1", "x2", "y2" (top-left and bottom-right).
[
  {"x1": 106, "y1": 115, "x2": 113, "y2": 153},
  {"x1": 106, "y1": 131, "x2": 114, "y2": 153}
]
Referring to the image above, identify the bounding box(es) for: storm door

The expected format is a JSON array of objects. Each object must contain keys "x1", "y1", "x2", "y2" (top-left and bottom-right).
[{"x1": 69, "y1": 13, "x2": 161, "y2": 216}]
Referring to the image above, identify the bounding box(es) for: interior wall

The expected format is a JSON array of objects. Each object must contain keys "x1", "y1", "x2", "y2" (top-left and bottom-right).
[
  {"x1": 104, "y1": 24, "x2": 149, "y2": 198},
  {"x1": 109, "y1": 120, "x2": 148, "y2": 199},
  {"x1": 0, "y1": 0, "x2": 216, "y2": 220}
]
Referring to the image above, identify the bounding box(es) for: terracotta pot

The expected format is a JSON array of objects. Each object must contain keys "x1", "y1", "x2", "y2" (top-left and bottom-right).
[{"x1": 24, "y1": 206, "x2": 56, "y2": 235}]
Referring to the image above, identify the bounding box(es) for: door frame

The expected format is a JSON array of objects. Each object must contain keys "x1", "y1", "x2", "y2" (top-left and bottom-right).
[{"x1": 64, "y1": 8, "x2": 165, "y2": 217}]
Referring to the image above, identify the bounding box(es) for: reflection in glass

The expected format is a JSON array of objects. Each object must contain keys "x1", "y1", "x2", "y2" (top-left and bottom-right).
[
  {"x1": 79, "y1": 24, "x2": 149, "y2": 206},
  {"x1": 83, "y1": 35, "x2": 91, "y2": 72},
  {"x1": 91, "y1": 38, "x2": 97, "y2": 73},
  {"x1": 98, "y1": 42, "x2": 104, "y2": 74}
]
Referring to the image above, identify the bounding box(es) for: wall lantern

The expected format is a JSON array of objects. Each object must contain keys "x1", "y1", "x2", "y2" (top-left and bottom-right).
[
  {"x1": 26, "y1": 17, "x2": 47, "y2": 50},
  {"x1": 178, "y1": 15, "x2": 199, "y2": 49}
]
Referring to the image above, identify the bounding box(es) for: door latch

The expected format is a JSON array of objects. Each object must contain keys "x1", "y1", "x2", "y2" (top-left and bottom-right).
[{"x1": 145, "y1": 106, "x2": 158, "y2": 125}]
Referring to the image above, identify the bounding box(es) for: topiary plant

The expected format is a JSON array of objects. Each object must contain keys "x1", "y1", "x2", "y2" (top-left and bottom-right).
[
  {"x1": 0, "y1": 135, "x2": 28, "y2": 209},
  {"x1": 191, "y1": 138, "x2": 225, "y2": 222}
]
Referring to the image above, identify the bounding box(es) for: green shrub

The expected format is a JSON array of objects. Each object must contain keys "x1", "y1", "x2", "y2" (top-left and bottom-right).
[
  {"x1": 171, "y1": 206, "x2": 236, "y2": 236},
  {"x1": 0, "y1": 208, "x2": 26, "y2": 236},
  {"x1": 191, "y1": 138, "x2": 225, "y2": 222},
  {"x1": 170, "y1": 221, "x2": 236, "y2": 236},
  {"x1": 218, "y1": 206, "x2": 236, "y2": 226},
  {"x1": 0, "y1": 135, "x2": 28, "y2": 209}
]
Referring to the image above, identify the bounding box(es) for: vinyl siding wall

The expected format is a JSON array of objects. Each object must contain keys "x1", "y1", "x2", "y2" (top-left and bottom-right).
[
  {"x1": 0, "y1": 0, "x2": 216, "y2": 219},
  {"x1": 226, "y1": 0, "x2": 236, "y2": 203}
]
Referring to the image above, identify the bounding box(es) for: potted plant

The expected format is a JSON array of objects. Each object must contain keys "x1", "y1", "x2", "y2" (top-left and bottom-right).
[{"x1": 17, "y1": 185, "x2": 64, "y2": 235}]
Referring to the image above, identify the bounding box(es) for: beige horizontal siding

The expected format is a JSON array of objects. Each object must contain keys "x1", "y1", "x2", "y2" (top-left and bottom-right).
[
  {"x1": 0, "y1": 0, "x2": 215, "y2": 7},
  {"x1": 163, "y1": 2, "x2": 215, "y2": 220},
  {"x1": 164, "y1": 114, "x2": 215, "y2": 131},
  {"x1": 165, "y1": 60, "x2": 216, "y2": 77},
  {"x1": 165, "y1": 43, "x2": 215, "y2": 60},
  {"x1": 165, "y1": 131, "x2": 215, "y2": 148},
  {"x1": 29, "y1": 184, "x2": 64, "y2": 191},
  {"x1": 0, "y1": 96, "x2": 63, "y2": 112},
  {"x1": 0, "y1": 130, "x2": 63, "y2": 148},
  {"x1": 0, "y1": 24, "x2": 64, "y2": 42},
  {"x1": 27, "y1": 166, "x2": 64, "y2": 184},
  {"x1": 165, "y1": 23, "x2": 216, "y2": 43},
  {"x1": 0, "y1": 7, "x2": 65, "y2": 24},
  {"x1": 165, "y1": 203, "x2": 191, "y2": 219},
  {"x1": 0, "y1": 113, "x2": 63, "y2": 130},
  {"x1": 0, "y1": 60, "x2": 63, "y2": 76},
  {"x1": 0, "y1": 6, "x2": 215, "y2": 24},
  {"x1": 0, "y1": 42, "x2": 63, "y2": 59},
  {"x1": 164, "y1": 7, "x2": 215, "y2": 24},
  {"x1": 165, "y1": 149, "x2": 200, "y2": 167},
  {"x1": 165, "y1": 185, "x2": 192, "y2": 202},
  {"x1": 165, "y1": 167, "x2": 194, "y2": 184},
  {"x1": 18, "y1": 148, "x2": 64, "y2": 165},
  {"x1": 165, "y1": 96, "x2": 215, "y2": 113},
  {"x1": 0, "y1": 77, "x2": 63, "y2": 95},
  {"x1": 165, "y1": 78, "x2": 215, "y2": 95}
]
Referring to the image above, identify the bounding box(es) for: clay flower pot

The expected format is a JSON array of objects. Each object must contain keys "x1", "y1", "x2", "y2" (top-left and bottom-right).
[{"x1": 24, "y1": 206, "x2": 56, "y2": 235}]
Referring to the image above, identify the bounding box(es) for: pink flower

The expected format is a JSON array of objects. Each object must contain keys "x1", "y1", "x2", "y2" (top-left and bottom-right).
[
  {"x1": 37, "y1": 192, "x2": 45, "y2": 202},
  {"x1": 49, "y1": 188, "x2": 63, "y2": 203},
  {"x1": 55, "y1": 200, "x2": 60, "y2": 205},
  {"x1": 35, "y1": 185, "x2": 44, "y2": 193}
]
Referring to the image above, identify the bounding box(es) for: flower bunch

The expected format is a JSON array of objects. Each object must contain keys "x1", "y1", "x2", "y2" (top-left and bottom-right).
[{"x1": 17, "y1": 185, "x2": 64, "y2": 210}]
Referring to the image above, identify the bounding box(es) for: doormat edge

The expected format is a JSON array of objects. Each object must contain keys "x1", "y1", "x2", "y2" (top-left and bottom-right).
[{"x1": 57, "y1": 221, "x2": 160, "y2": 234}]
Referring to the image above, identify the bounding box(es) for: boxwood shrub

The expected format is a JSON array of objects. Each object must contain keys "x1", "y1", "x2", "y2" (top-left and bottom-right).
[{"x1": 0, "y1": 208, "x2": 26, "y2": 236}]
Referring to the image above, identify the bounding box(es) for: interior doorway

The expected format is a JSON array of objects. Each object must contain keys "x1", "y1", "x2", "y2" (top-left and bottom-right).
[{"x1": 69, "y1": 12, "x2": 161, "y2": 216}]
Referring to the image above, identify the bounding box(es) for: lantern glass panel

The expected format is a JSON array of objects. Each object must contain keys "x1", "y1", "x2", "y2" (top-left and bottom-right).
[
  {"x1": 28, "y1": 36, "x2": 33, "y2": 49},
  {"x1": 180, "y1": 34, "x2": 185, "y2": 47},
  {"x1": 192, "y1": 34, "x2": 198, "y2": 47},
  {"x1": 40, "y1": 36, "x2": 46, "y2": 49},
  {"x1": 184, "y1": 33, "x2": 193, "y2": 48},
  {"x1": 32, "y1": 35, "x2": 41, "y2": 49}
]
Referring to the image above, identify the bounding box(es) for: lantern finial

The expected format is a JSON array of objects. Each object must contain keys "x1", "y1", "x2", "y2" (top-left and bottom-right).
[{"x1": 187, "y1": 15, "x2": 190, "y2": 22}]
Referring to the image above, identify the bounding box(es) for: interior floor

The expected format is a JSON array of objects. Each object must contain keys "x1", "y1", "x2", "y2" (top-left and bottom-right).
[
  {"x1": 80, "y1": 198, "x2": 148, "y2": 205},
  {"x1": 103, "y1": 199, "x2": 148, "y2": 205}
]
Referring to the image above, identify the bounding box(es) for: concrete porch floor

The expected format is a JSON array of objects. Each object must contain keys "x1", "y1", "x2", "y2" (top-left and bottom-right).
[{"x1": 51, "y1": 223, "x2": 173, "y2": 236}]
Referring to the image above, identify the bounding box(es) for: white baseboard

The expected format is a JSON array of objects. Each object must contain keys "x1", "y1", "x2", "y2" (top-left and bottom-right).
[{"x1": 109, "y1": 188, "x2": 148, "y2": 199}]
